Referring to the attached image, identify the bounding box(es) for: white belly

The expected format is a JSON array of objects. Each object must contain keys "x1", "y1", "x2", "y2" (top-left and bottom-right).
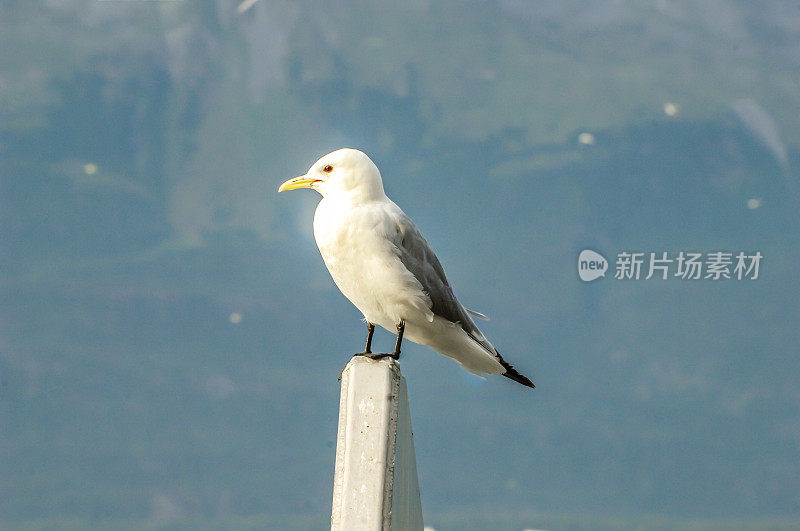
[{"x1": 313, "y1": 198, "x2": 432, "y2": 331}]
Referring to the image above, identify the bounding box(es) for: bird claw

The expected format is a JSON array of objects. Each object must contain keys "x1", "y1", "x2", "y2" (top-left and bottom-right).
[
  {"x1": 338, "y1": 320, "x2": 405, "y2": 380},
  {"x1": 339, "y1": 351, "x2": 398, "y2": 381},
  {"x1": 355, "y1": 352, "x2": 399, "y2": 361}
]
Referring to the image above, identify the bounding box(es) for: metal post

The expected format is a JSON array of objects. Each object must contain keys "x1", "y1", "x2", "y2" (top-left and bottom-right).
[{"x1": 331, "y1": 356, "x2": 423, "y2": 530}]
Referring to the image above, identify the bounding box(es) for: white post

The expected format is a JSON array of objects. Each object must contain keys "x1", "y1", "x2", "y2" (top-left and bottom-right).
[{"x1": 331, "y1": 356, "x2": 423, "y2": 531}]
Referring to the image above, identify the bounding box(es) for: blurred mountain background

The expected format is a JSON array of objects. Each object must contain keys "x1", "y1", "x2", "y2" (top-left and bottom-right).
[{"x1": 1, "y1": 1, "x2": 799, "y2": 528}]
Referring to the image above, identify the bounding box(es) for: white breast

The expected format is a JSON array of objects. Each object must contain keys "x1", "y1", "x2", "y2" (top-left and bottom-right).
[{"x1": 313, "y1": 198, "x2": 431, "y2": 329}]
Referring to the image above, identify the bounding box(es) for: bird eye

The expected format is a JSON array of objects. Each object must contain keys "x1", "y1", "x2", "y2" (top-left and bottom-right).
[{"x1": 322, "y1": 164, "x2": 333, "y2": 173}]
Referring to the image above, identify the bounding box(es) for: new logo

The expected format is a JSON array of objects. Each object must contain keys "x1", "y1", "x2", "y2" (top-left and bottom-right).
[{"x1": 578, "y1": 249, "x2": 608, "y2": 282}]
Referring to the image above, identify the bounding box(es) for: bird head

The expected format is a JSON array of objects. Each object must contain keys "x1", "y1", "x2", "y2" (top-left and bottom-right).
[{"x1": 278, "y1": 148, "x2": 386, "y2": 202}]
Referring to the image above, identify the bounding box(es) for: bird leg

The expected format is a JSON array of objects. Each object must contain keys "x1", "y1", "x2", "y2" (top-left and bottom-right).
[
  {"x1": 363, "y1": 322, "x2": 375, "y2": 354},
  {"x1": 352, "y1": 322, "x2": 391, "y2": 362},
  {"x1": 349, "y1": 320, "x2": 403, "y2": 364},
  {"x1": 391, "y1": 319, "x2": 405, "y2": 359},
  {"x1": 340, "y1": 324, "x2": 374, "y2": 380}
]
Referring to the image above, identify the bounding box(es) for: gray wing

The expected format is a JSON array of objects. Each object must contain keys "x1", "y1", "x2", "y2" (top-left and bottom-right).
[
  {"x1": 388, "y1": 208, "x2": 536, "y2": 389},
  {"x1": 388, "y1": 210, "x2": 496, "y2": 355}
]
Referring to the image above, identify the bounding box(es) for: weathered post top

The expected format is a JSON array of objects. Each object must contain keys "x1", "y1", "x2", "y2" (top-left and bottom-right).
[{"x1": 331, "y1": 356, "x2": 423, "y2": 531}]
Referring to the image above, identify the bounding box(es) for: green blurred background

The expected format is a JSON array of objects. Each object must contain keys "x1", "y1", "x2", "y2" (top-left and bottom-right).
[{"x1": 1, "y1": 1, "x2": 799, "y2": 529}]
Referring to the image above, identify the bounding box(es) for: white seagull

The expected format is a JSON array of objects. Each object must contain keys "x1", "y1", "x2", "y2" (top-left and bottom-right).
[{"x1": 279, "y1": 148, "x2": 534, "y2": 388}]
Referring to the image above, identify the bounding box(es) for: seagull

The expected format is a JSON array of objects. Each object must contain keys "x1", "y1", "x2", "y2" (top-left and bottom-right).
[{"x1": 279, "y1": 148, "x2": 534, "y2": 388}]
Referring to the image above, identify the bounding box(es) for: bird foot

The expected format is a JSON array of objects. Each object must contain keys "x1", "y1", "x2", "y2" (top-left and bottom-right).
[
  {"x1": 355, "y1": 351, "x2": 399, "y2": 361},
  {"x1": 338, "y1": 352, "x2": 399, "y2": 381}
]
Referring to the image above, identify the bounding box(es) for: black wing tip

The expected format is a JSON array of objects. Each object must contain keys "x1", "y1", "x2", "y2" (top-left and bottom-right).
[
  {"x1": 496, "y1": 355, "x2": 535, "y2": 389},
  {"x1": 502, "y1": 368, "x2": 535, "y2": 388},
  {"x1": 466, "y1": 333, "x2": 535, "y2": 389}
]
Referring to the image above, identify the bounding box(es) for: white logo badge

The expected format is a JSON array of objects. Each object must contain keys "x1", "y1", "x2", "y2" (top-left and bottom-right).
[{"x1": 578, "y1": 249, "x2": 608, "y2": 282}]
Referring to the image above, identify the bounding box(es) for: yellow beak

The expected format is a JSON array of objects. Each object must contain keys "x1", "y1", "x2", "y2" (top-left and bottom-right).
[{"x1": 278, "y1": 175, "x2": 320, "y2": 192}]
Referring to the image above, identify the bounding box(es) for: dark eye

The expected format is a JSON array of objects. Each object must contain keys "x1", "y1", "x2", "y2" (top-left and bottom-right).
[{"x1": 322, "y1": 164, "x2": 333, "y2": 173}]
